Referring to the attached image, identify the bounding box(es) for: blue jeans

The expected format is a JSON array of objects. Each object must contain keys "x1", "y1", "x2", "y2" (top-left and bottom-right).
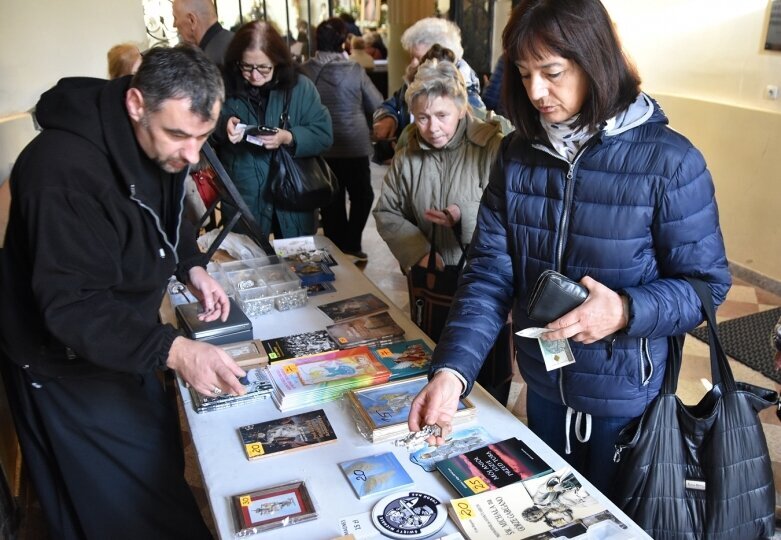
[{"x1": 526, "y1": 388, "x2": 636, "y2": 501}]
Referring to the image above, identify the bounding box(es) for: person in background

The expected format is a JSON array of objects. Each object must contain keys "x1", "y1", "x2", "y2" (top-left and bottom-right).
[
  {"x1": 338, "y1": 12, "x2": 362, "y2": 38},
  {"x1": 372, "y1": 17, "x2": 484, "y2": 162},
  {"x1": 481, "y1": 53, "x2": 506, "y2": 115},
  {"x1": 106, "y1": 42, "x2": 142, "y2": 79},
  {"x1": 172, "y1": 0, "x2": 234, "y2": 70},
  {"x1": 348, "y1": 35, "x2": 376, "y2": 70},
  {"x1": 0, "y1": 45, "x2": 245, "y2": 538},
  {"x1": 363, "y1": 31, "x2": 388, "y2": 60},
  {"x1": 301, "y1": 18, "x2": 383, "y2": 261},
  {"x1": 215, "y1": 21, "x2": 332, "y2": 239},
  {"x1": 373, "y1": 58, "x2": 503, "y2": 270},
  {"x1": 407, "y1": 0, "x2": 730, "y2": 500}
]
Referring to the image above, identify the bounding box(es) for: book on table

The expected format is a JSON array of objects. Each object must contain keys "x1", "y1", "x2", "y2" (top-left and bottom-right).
[
  {"x1": 267, "y1": 347, "x2": 392, "y2": 411},
  {"x1": 326, "y1": 311, "x2": 405, "y2": 349},
  {"x1": 261, "y1": 329, "x2": 338, "y2": 362},
  {"x1": 369, "y1": 339, "x2": 433, "y2": 380},
  {"x1": 347, "y1": 375, "x2": 476, "y2": 443},
  {"x1": 316, "y1": 293, "x2": 389, "y2": 322},
  {"x1": 435, "y1": 437, "x2": 553, "y2": 497},
  {"x1": 448, "y1": 468, "x2": 632, "y2": 539},
  {"x1": 238, "y1": 409, "x2": 337, "y2": 460}
]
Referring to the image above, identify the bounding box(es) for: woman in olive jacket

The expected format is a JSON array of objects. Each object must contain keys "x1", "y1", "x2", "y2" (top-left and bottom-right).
[{"x1": 216, "y1": 21, "x2": 333, "y2": 238}]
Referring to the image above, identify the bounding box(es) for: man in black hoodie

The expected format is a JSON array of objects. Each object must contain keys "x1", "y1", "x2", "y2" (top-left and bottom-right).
[{"x1": 0, "y1": 46, "x2": 245, "y2": 538}]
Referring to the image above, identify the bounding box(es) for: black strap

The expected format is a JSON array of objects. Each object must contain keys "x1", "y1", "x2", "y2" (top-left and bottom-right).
[
  {"x1": 664, "y1": 278, "x2": 736, "y2": 394},
  {"x1": 426, "y1": 223, "x2": 467, "y2": 273}
]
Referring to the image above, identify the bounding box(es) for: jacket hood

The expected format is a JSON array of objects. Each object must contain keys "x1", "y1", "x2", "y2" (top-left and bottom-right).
[
  {"x1": 604, "y1": 92, "x2": 666, "y2": 136},
  {"x1": 34, "y1": 76, "x2": 173, "y2": 204}
]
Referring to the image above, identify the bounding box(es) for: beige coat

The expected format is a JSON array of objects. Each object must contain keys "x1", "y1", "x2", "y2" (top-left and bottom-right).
[{"x1": 374, "y1": 114, "x2": 504, "y2": 269}]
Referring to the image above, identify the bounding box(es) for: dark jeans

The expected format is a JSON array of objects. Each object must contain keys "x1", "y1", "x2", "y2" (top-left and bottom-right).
[
  {"x1": 526, "y1": 388, "x2": 636, "y2": 501},
  {"x1": 0, "y1": 356, "x2": 212, "y2": 540},
  {"x1": 321, "y1": 156, "x2": 373, "y2": 253}
]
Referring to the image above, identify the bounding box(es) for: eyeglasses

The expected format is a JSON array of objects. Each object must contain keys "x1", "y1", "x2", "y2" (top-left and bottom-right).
[{"x1": 238, "y1": 62, "x2": 274, "y2": 76}]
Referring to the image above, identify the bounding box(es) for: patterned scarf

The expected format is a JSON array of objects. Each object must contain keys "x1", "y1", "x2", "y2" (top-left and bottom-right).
[{"x1": 540, "y1": 114, "x2": 597, "y2": 163}]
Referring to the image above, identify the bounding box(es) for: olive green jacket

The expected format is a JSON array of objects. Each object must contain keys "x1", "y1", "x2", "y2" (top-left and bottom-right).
[{"x1": 373, "y1": 114, "x2": 504, "y2": 269}]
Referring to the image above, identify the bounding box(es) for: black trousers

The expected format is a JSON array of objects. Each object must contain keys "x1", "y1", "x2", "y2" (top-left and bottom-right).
[
  {"x1": 321, "y1": 156, "x2": 374, "y2": 253},
  {"x1": 0, "y1": 356, "x2": 212, "y2": 540}
]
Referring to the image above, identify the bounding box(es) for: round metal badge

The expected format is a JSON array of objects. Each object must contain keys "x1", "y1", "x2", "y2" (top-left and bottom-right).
[{"x1": 371, "y1": 491, "x2": 447, "y2": 539}]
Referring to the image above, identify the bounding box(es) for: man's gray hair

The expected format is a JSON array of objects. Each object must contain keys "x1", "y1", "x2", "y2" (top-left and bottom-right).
[
  {"x1": 405, "y1": 59, "x2": 468, "y2": 111},
  {"x1": 130, "y1": 45, "x2": 224, "y2": 121},
  {"x1": 400, "y1": 18, "x2": 464, "y2": 60}
]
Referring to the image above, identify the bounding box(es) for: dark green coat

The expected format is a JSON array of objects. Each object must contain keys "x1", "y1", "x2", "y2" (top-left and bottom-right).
[{"x1": 218, "y1": 74, "x2": 333, "y2": 238}]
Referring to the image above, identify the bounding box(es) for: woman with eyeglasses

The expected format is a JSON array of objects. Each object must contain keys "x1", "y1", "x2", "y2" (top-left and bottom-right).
[{"x1": 216, "y1": 21, "x2": 333, "y2": 239}]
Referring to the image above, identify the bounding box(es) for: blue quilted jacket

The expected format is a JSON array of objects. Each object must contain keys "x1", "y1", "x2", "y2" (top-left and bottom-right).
[{"x1": 431, "y1": 94, "x2": 731, "y2": 418}]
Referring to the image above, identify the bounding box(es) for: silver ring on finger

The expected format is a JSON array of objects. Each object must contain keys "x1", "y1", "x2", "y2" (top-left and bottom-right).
[{"x1": 212, "y1": 386, "x2": 223, "y2": 395}]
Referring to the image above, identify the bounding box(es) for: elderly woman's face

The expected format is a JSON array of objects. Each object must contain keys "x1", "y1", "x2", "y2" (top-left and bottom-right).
[
  {"x1": 516, "y1": 51, "x2": 588, "y2": 124},
  {"x1": 240, "y1": 49, "x2": 275, "y2": 87},
  {"x1": 411, "y1": 95, "x2": 465, "y2": 149}
]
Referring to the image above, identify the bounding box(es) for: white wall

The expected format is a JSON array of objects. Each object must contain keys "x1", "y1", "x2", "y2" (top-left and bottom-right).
[
  {"x1": 603, "y1": 0, "x2": 781, "y2": 112},
  {"x1": 0, "y1": 0, "x2": 146, "y2": 181},
  {"x1": 602, "y1": 0, "x2": 781, "y2": 283}
]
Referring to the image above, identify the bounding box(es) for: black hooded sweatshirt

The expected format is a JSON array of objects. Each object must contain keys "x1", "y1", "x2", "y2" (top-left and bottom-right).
[{"x1": 0, "y1": 76, "x2": 204, "y2": 377}]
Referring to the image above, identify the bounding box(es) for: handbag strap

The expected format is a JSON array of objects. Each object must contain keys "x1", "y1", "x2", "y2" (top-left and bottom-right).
[
  {"x1": 278, "y1": 88, "x2": 292, "y2": 130},
  {"x1": 426, "y1": 224, "x2": 467, "y2": 273},
  {"x1": 664, "y1": 278, "x2": 737, "y2": 394}
]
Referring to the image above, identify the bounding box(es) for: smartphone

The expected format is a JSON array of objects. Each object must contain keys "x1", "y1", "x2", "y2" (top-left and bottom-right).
[{"x1": 245, "y1": 125, "x2": 278, "y2": 137}]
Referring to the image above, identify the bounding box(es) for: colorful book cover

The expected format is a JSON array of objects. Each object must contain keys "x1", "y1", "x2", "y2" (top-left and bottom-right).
[
  {"x1": 238, "y1": 409, "x2": 337, "y2": 460},
  {"x1": 261, "y1": 330, "x2": 338, "y2": 362},
  {"x1": 317, "y1": 293, "x2": 389, "y2": 322},
  {"x1": 449, "y1": 469, "x2": 628, "y2": 539},
  {"x1": 436, "y1": 438, "x2": 553, "y2": 497},
  {"x1": 267, "y1": 347, "x2": 391, "y2": 395},
  {"x1": 326, "y1": 311, "x2": 405, "y2": 349},
  {"x1": 370, "y1": 339, "x2": 433, "y2": 380},
  {"x1": 338, "y1": 452, "x2": 414, "y2": 500},
  {"x1": 410, "y1": 426, "x2": 493, "y2": 472},
  {"x1": 349, "y1": 375, "x2": 474, "y2": 430}
]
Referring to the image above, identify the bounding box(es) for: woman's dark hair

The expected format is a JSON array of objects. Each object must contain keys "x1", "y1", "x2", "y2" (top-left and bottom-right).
[
  {"x1": 501, "y1": 0, "x2": 641, "y2": 141},
  {"x1": 224, "y1": 21, "x2": 296, "y2": 96},
  {"x1": 316, "y1": 18, "x2": 348, "y2": 53}
]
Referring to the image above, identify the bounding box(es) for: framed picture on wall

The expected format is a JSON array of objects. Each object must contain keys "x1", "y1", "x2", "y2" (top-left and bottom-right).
[{"x1": 766, "y1": 0, "x2": 781, "y2": 51}]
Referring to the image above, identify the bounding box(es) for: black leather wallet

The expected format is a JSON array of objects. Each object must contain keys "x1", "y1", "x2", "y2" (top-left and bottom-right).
[{"x1": 527, "y1": 270, "x2": 589, "y2": 323}]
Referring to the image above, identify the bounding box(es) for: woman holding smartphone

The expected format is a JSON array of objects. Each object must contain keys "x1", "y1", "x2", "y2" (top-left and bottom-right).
[{"x1": 216, "y1": 21, "x2": 333, "y2": 239}]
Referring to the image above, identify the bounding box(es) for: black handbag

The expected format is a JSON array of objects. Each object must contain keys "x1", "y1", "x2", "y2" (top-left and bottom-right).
[
  {"x1": 613, "y1": 277, "x2": 779, "y2": 540},
  {"x1": 268, "y1": 89, "x2": 338, "y2": 211},
  {"x1": 407, "y1": 224, "x2": 466, "y2": 343},
  {"x1": 527, "y1": 269, "x2": 589, "y2": 323}
]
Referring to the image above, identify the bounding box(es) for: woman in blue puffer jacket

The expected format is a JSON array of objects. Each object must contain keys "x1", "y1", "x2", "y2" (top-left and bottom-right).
[{"x1": 408, "y1": 0, "x2": 731, "y2": 499}]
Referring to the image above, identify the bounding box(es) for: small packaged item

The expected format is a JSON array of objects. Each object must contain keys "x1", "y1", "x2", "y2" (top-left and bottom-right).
[
  {"x1": 175, "y1": 298, "x2": 253, "y2": 345},
  {"x1": 232, "y1": 480, "x2": 317, "y2": 537}
]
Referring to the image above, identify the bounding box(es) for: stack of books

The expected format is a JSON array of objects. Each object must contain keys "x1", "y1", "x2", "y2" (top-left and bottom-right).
[
  {"x1": 347, "y1": 375, "x2": 476, "y2": 443},
  {"x1": 267, "y1": 347, "x2": 392, "y2": 411},
  {"x1": 317, "y1": 294, "x2": 406, "y2": 349},
  {"x1": 188, "y1": 366, "x2": 273, "y2": 413}
]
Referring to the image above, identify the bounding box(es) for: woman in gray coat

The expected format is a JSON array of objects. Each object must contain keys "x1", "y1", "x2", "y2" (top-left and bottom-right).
[{"x1": 301, "y1": 18, "x2": 383, "y2": 260}]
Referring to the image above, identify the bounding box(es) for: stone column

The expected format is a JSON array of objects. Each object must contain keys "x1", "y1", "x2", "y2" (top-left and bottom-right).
[{"x1": 386, "y1": 0, "x2": 436, "y2": 92}]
